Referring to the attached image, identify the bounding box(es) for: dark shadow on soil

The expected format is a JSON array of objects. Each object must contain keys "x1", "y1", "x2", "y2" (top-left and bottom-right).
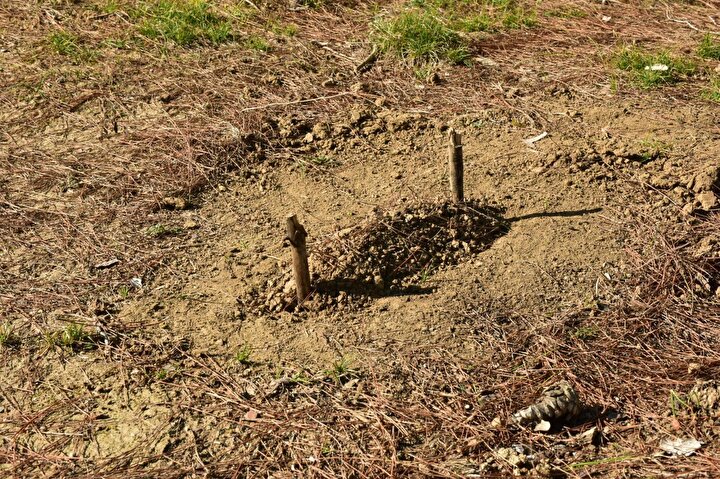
[
  {"x1": 314, "y1": 278, "x2": 435, "y2": 299},
  {"x1": 507, "y1": 207, "x2": 603, "y2": 223},
  {"x1": 312, "y1": 200, "x2": 509, "y2": 299}
]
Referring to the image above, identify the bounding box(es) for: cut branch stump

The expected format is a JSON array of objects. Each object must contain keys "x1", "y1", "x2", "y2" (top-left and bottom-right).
[
  {"x1": 286, "y1": 215, "x2": 311, "y2": 305},
  {"x1": 448, "y1": 128, "x2": 464, "y2": 203}
]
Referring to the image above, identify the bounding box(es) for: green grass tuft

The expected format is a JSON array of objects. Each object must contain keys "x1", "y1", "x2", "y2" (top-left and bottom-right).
[
  {"x1": 244, "y1": 34, "x2": 270, "y2": 52},
  {"x1": 146, "y1": 223, "x2": 182, "y2": 237},
  {"x1": 98, "y1": 0, "x2": 122, "y2": 14},
  {"x1": 60, "y1": 323, "x2": 89, "y2": 348},
  {"x1": 698, "y1": 34, "x2": 720, "y2": 60},
  {"x1": 413, "y1": 0, "x2": 536, "y2": 33},
  {"x1": 372, "y1": 10, "x2": 471, "y2": 65},
  {"x1": 572, "y1": 325, "x2": 599, "y2": 340},
  {"x1": 235, "y1": 344, "x2": 252, "y2": 364},
  {"x1": 703, "y1": 77, "x2": 720, "y2": 102},
  {"x1": 44, "y1": 322, "x2": 92, "y2": 351},
  {"x1": 614, "y1": 47, "x2": 695, "y2": 88},
  {"x1": 134, "y1": 0, "x2": 232, "y2": 46},
  {"x1": 48, "y1": 31, "x2": 98, "y2": 62},
  {"x1": 0, "y1": 323, "x2": 16, "y2": 349},
  {"x1": 267, "y1": 20, "x2": 298, "y2": 37},
  {"x1": 325, "y1": 357, "x2": 356, "y2": 384}
]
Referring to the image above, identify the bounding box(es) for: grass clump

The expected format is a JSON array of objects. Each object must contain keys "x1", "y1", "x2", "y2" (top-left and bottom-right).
[
  {"x1": 572, "y1": 325, "x2": 599, "y2": 341},
  {"x1": 244, "y1": 35, "x2": 269, "y2": 52},
  {"x1": 372, "y1": 10, "x2": 471, "y2": 65},
  {"x1": 134, "y1": 0, "x2": 232, "y2": 46},
  {"x1": 638, "y1": 137, "x2": 672, "y2": 162},
  {"x1": 0, "y1": 323, "x2": 17, "y2": 349},
  {"x1": 614, "y1": 47, "x2": 695, "y2": 88},
  {"x1": 146, "y1": 223, "x2": 182, "y2": 237},
  {"x1": 267, "y1": 20, "x2": 298, "y2": 37},
  {"x1": 43, "y1": 322, "x2": 92, "y2": 351},
  {"x1": 412, "y1": 0, "x2": 536, "y2": 33},
  {"x1": 325, "y1": 357, "x2": 356, "y2": 385},
  {"x1": 60, "y1": 323, "x2": 90, "y2": 348},
  {"x1": 235, "y1": 344, "x2": 252, "y2": 364},
  {"x1": 48, "y1": 31, "x2": 98, "y2": 62},
  {"x1": 702, "y1": 77, "x2": 720, "y2": 102},
  {"x1": 698, "y1": 34, "x2": 720, "y2": 60}
]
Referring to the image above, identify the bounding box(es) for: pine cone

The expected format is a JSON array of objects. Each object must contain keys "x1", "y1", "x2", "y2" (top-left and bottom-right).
[
  {"x1": 512, "y1": 380, "x2": 582, "y2": 426},
  {"x1": 688, "y1": 380, "x2": 720, "y2": 416}
]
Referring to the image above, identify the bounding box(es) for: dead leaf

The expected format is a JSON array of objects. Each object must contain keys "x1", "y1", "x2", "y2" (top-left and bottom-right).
[
  {"x1": 94, "y1": 258, "x2": 120, "y2": 269},
  {"x1": 659, "y1": 437, "x2": 702, "y2": 457}
]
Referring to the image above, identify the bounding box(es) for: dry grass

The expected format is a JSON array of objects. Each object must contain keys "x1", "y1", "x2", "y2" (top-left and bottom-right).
[
  {"x1": 2, "y1": 209, "x2": 719, "y2": 477},
  {"x1": 2, "y1": 0, "x2": 720, "y2": 477}
]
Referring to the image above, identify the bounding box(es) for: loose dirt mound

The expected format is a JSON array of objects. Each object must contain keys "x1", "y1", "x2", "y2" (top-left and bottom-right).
[
  {"x1": 316, "y1": 200, "x2": 508, "y2": 290},
  {"x1": 240, "y1": 199, "x2": 508, "y2": 313}
]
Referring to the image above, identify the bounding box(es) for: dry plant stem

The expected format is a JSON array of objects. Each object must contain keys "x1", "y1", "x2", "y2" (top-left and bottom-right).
[
  {"x1": 448, "y1": 128, "x2": 464, "y2": 203},
  {"x1": 286, "y1": 214, "x2": 311, "y2": 305}
]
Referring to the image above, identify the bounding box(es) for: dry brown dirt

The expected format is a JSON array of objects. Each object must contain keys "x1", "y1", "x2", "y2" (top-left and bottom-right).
[{"x1": 2, "y1": 0, "x2": 720, "y2": 477}]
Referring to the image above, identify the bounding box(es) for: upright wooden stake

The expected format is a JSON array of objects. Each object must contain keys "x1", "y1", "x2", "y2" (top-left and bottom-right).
[
  {"x1": 286, "y1": 215, "x2": 311, "y2": 304},
  {"x1": 448, "y1": 128, "x2": 464, "y2": 203}
]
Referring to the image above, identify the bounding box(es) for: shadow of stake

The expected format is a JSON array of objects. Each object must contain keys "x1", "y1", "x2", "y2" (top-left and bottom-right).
[{"x1": 311, "y1": 200, "x2": 509, "y2": 300}]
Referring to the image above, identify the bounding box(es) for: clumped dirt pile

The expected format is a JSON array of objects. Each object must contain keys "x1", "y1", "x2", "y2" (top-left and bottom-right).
[
  {"x1": 239, "y1": 200, "x2": 508, "y2": 314},
  {"x1": 315, "y1": 200, "x2": 508, "y2": 291}
]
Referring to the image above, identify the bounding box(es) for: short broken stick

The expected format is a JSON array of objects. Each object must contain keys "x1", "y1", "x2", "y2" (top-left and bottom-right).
[
  {"x1": 286, "y1": 215, "x2": 311, "y2": 305},
  {"x1": 448, "y1": 128, "x2": 464, "y2": 203}
]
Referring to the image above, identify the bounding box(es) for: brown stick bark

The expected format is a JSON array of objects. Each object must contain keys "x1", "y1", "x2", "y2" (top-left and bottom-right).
[
  {"x1": 286, "y1": 215, "x2": 311, "y2": 305},
  {"x1": 448, "y1": 128, "x2": 464, "y2": 203}
]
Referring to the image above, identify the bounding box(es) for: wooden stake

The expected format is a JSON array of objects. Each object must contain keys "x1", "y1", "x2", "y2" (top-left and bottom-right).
[
  {"x1": 448, "y1": 128, "x2": 464, "y2": 203},
  {"x1": 286, "y1": 215, "x2": 311, "y2": 304}
]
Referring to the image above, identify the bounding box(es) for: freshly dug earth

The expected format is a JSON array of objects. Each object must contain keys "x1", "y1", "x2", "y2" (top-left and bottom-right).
[{"x1": 2, "y1": 0, "x2": 720, "y2": 477}]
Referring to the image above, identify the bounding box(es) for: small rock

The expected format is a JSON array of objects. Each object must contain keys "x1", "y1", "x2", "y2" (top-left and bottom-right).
[
  {"x1": 692, "y1": 165, "x2": 720, "y2": 193},
  {"x1": 350, "y1": 82, "x2": 368, "y2": 93},
  {"x1": 161, "y1": 196, "x2": 189, "y2": 210},
  {"x1": 283, "y1": 279, "x2": 295, "y2": 294},
  {"x1": 534, "y1": 420, "x2": 551, "y2": 432},
  {"x1": 577, "y1": 426, "x2": 599, "y2": 446},
  {"x1": 183, "y1": 219, "x2": 199, "y2": 230},
  {"x1": 244, "y1": 409, "x2": 260, "y2": 420},
  {"x1": 682, "y1": 202, "x2": 696, "y2": 216},
  {"x1": 649, "y1": 174, "x2": 679, "y2": 189},
  {"x1": 311, "y1": 122, "x2": 329, "y2": 140},
  {"x1": 697, "y1": 191, "x2": 718, "y2": 210}
]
